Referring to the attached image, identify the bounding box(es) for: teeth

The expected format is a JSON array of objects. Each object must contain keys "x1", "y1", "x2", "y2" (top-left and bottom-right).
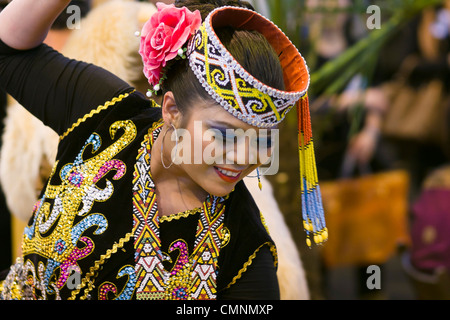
[{"x1": 217, "y1": 168, "x2": 240, "y2": 178}]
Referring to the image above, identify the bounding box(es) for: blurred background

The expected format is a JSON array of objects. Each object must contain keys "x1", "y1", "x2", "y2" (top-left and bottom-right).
[
  {"x1": 0, "y1": 0, "x2": 449, "y2": 300},
  {"x1": 253, "y1": 0, "x2": 450, "y2": 300}
]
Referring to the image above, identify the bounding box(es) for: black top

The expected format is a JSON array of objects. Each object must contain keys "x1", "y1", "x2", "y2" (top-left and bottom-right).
[
  {"x1": 0, "y1": 40, "x2": 130, "y2": 135},
  {"x1": 0, "y1": 40, "x2": 279, "y2": 300}
]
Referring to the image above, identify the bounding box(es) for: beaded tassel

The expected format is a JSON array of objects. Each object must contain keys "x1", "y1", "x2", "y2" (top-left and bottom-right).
[
  {"x1": 257, "y1": 168, "x2": 262, "y2": 191},
  {"x1": 297, "y1": 95, "x2": 328, "y2": 247}
]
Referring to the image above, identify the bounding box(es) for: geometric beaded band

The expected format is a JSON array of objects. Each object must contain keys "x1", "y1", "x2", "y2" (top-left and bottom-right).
[{"x1": 188, "y1": 6, "x2": 310, "y2": 128}]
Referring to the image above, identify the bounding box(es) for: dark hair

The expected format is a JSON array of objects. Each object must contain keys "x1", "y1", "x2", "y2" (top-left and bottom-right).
[
  {"x1": 175, "y1": 0, "x2": 254, "y2": 19},
  {"x1": 162, "y1": 0, "x2": 285, "y2": 116}
]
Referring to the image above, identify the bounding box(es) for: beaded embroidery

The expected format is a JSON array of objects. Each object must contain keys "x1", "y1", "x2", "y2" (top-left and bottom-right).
[
  {"x1": 18, "y1": 120, "x2": 137, "y2": 299},
  {"x1": 187, "y1": 7, "x2": 309, "y2": 128},
  {"x1": 0, "y1": 258, "x2": 33, "y2": 300},
  {"x1": 98, "y1": 266, "x2": 137, "y2": 300},
  {"x1": 132, "y1": 121, "x2": 228, "y2": 300}
]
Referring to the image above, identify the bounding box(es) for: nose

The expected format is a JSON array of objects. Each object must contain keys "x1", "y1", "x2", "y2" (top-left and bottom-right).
[{"x1": 225, "y1": 138, "x2": 258, "y2": 165}]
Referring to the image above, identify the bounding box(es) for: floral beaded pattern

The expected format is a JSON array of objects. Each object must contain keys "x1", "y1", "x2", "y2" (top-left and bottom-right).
[
  {"x1": 20, "y1": 120, "x2": 137, "y2": 299},
  {"x1": 98, "y1": 266, "x2": 137, "y2": 300},
  {"x1": 165, "y1": 240, "x2": 191, "y2": 300}
]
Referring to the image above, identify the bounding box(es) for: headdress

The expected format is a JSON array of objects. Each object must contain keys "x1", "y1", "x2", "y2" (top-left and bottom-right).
[{"x1": 138, "y1": 3, "x2": 327, "y2": 246}]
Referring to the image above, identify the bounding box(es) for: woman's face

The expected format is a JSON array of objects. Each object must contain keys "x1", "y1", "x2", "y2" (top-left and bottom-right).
[{"x1": 163, "y1": 95, "x2": 275, "y2": 197}]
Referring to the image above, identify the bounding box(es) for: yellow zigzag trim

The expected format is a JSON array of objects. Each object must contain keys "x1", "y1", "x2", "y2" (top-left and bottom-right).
[
  {"x1": 260, "y1": 212, "x2": 270, "y2": 235},
  {"x1": 224, "y1": 242, "x2": 278, "y2": 290},
  {"x1": 59, "y1": 90, "x2": 136, "y2": 141},
  {"x1": 159, "y1": 207, "x2": 202, "y2": 223}
]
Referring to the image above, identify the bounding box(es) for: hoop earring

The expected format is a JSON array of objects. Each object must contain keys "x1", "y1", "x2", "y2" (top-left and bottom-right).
[{"x1": 161, "y1": 123, "x2": 178, "y2": 169}]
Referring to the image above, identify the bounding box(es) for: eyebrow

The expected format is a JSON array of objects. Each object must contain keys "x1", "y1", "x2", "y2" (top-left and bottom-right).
[
  {"x1": 206, "y1": 120, "x2": 278, "y2": 135},
  {"x1": 206, "y1": 120, "x2": 236, "y2": 130}
]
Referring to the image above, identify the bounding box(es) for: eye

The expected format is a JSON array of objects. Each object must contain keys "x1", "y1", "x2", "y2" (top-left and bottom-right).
[
  {"x1": 255, "y1": 131, "x2": 273, "y2": 149},
  {"x1": 256, "y1": 136, "x2": 272, "y2": 149},
  {"x1": 213, "y1": 128, "x2": 236, "y2": 143}
]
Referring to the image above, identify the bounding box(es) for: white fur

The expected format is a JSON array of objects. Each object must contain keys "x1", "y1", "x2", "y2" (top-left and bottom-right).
[{"x1": 0, "y1": 101, "x2": 58, "y2": 221}]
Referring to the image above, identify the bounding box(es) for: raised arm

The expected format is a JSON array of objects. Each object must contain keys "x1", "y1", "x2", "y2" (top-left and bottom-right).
[
  {"x1": 0, "y1": 0, "x2": 133, "y2": 135},
  {"x1": 0, "y1": 0, "x2": 71, "y2": 50}
]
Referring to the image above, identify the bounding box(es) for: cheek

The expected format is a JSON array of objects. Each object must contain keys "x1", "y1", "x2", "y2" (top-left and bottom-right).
[
  {"x1": 257, "y1": 145, "x2": 274, "y2": 165},
  {"x1": 186, "y1": 127, "x2": 225, "y2": 165},
  {"x1": 202, "y1": 138, "x2": 225, "y2": 164}
]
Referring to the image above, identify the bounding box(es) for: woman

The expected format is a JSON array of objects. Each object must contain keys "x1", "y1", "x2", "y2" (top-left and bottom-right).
[{"x1": 0, "y1": 0, "x2": 324, "y2": 300}]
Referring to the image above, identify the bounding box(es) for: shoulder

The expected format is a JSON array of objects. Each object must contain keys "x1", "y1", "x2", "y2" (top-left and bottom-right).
[
  {"x1": 59, "y1": 90, "x2": 161, "y2": 142},
  {"x1": 217, "y1": 244, "x2": 280, "y2": 300},
  {"x1": 217, "y1": 181, "x2": 277, "y2": 293}
]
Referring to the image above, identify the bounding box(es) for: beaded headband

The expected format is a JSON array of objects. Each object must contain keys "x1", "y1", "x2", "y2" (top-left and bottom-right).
[
  {"x1": 187, "y1": 6, "x2": 327, "y2": 246},
  {"x1": 187, "y1": 6, "x2": 310, "y2": 128},
  {"x1": 139, "y1": 4, "x2": 327, "y2": 246}
]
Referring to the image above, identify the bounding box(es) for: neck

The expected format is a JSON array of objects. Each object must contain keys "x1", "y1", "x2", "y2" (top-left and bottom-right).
[{"x1": 151, "y1": 126, "x2": 207, "y2": 217}]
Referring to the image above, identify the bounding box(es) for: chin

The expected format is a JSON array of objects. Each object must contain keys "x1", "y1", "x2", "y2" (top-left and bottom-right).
[{"x1": 202, "y1": 182, "x2": 238, "y2": 198}]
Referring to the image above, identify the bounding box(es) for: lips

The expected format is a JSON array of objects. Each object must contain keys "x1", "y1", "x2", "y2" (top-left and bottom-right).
[{"x1": 214, "y1": 166, "x2": 242, "y2": 183}]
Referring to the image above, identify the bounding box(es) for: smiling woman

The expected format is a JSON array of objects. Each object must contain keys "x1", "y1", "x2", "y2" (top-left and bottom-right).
[
  {"x1": 155, "y1": 94, "x2": 275, "y2": 200},
  {"x1": 0, "y1": 0, "x2": 323, "y2": 300}
]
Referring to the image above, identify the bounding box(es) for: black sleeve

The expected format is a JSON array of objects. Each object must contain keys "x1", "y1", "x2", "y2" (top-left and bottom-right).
[
  {"x1": 218, "y1": 245, "x2": 280, "y2": 300},
  {"x1": 0, "y1": 39, "x2": 133, "y2": 135}
]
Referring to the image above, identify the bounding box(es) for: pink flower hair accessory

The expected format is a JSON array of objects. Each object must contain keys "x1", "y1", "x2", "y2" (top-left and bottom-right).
[{"x1": 137, "y1": 2, "x2": 202, "y2": 97}]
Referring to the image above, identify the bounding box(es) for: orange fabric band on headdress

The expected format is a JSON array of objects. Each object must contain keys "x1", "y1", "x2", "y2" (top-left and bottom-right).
[{"x1": 208, "y1": 7, "x2": 309, "y2": 94}]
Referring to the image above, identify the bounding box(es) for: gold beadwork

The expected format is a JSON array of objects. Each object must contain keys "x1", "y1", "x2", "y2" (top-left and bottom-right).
[
  {"x1": 23, "y1": 120, "x2": 137, "y2": 264},
  {"x1": 20, "y1": 117, "x2": 137, "y2": 299},
  {"x1": 68, "y1": 232, "x2": 134, "y2": 300},
  {"x1": 220, "y1": 227, "x2": 231, "y2": 248}
]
